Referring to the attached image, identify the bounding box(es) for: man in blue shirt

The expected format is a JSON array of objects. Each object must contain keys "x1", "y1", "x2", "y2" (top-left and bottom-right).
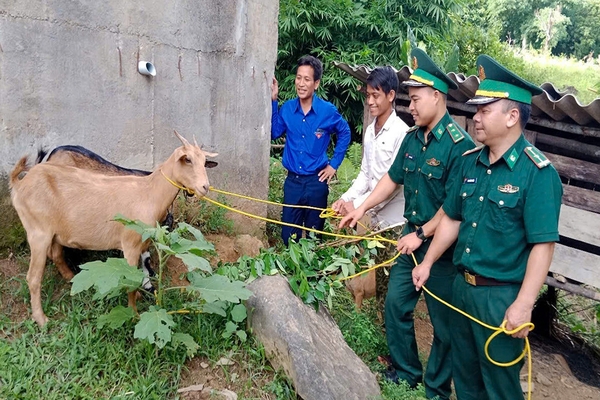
[{"x1": 272, "y1": 55, "x2": 351, "y2": 245}]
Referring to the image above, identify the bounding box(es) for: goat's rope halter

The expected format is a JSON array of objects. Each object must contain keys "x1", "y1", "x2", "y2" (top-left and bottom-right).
[{"x1": 160, "y1": 170, "x2": 195, "y2": 197}]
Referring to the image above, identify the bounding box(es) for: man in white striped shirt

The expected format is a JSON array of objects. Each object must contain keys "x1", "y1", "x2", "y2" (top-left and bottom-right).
[{"x1": 332, "y1": 66, "x2": 409, "y2": 229}]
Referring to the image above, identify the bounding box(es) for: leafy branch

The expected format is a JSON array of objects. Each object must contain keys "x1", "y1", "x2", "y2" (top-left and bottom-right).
[{"x1": 70, "y1": 217, "x2": 252, "y2": 354}]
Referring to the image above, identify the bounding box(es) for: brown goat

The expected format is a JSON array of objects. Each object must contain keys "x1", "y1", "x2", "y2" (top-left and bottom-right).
[
  {"x1": 9, "y1": 131, "x2": 217, "y2": 326},
  {"x1": 345, "y1": 270, "x2": 376, "y2": 309}
]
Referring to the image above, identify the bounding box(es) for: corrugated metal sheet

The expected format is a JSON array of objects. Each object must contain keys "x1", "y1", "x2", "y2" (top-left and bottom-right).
[{"x1": 334, "y1": 62, "x2": 600, "y2": 128}]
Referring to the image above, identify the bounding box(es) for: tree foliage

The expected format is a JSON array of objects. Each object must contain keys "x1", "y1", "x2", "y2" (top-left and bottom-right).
[
  {"x1": 486, "y1": 0, "x2": 600, "y2": 58},
  {"x1": 276, "y1": 0, "x2": 464, "y2": 135}
]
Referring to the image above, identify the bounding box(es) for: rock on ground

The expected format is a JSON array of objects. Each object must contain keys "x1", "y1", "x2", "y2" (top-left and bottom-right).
[{"x1": 246, "y1": 275, "x2": 381, "y2": 400}]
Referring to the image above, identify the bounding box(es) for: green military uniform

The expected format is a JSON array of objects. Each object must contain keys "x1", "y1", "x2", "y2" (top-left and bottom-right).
[
  {"x1": 384, "y1": 48, "x2": 475, "y2": 400},
  {"x1": 442, "y1": 55, "x2": 563, "y2": 399}
]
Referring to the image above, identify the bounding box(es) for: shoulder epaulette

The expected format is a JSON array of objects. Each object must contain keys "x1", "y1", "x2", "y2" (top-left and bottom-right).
[
  {"x1": 406, "y1": 125, "x2": 419, "y2": 134},
  {"x1": 446, "y1": 122, "x2": 465, "y2": 143},
  {"x1": 524, "y1": 146, "x2": 551, "y2": 168},
  {"x1": 462, "y1": 145, "x2": 484, "y2": 157}
]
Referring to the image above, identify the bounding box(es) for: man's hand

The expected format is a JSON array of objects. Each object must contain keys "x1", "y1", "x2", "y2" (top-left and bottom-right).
[
  {"x1": 339, "y1": 208, "x2": 365, "y2": 229},
  {"x1": 332, "y1": 199, "x2": 357, "y2": 216},
  {"x1": 503, "y1": 300, "x2": 534, "y2": 338},
  {"x1": 396, "y1": 232, "x2": 423, "y2": 255},
  {"x1": 271, "y1": 77, "x2": 279, "y2": 101},
  {"x1": 412, "y1": 261, "x2": 432, "y2": 291},
  {"x1": 332, "y1": 199, "x2": 346, "y2": 214},
  {"x1": 318, "y1": 165, "x2": 336, "y2": 183},
  {"x1": 342, "y1": 200, "x2": 356, "y2": 215}
]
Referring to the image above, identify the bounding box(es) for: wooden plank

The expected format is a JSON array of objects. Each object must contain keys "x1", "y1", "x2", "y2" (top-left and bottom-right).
[
  {"x1": 536, "y1": 133, "x2": 600, "y2": 163},
  {"x1": 529, "y1": 115, "x2": 600, "y2": 139},
  {"x1": 451, "y1": 115, "x2": 467, "y2": 130},
  {"x1": 559, "y1": 205, "x2": 600, "y2": 247},
  {"x1": 562, "y1": 185, "x2": 600, "y2": 214},
  {"x1": 550, "y1": 244, "x2": 600, "y2": 289},
  {"x1": 545, "y1": 276, "x2": 600, "y2": 302},
  {"x1": 524, "y1": 129, "x2": 538, "y2": 145},
  {"x1": 546, "y1": 152, "x2": 600, "y2": 186}
]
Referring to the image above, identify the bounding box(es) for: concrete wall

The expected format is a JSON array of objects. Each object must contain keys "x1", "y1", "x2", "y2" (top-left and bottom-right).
[{"x1": 0, "y1": 0, "x2": 278, "y2": 241}]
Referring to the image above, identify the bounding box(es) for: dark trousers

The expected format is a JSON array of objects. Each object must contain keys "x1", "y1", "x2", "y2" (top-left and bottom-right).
[
  {"x1": 385, "y1": 240, "x2": 456, "y2": 400},
  {"x1": 451, "y1": 276, "x2": 524, "y2": 400},
  {"x1": 281, "y1": 173, "x2": 328, "y2": 245}
]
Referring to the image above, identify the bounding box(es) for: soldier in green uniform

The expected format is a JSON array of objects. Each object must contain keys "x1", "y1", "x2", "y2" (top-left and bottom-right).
[
  {"x1": 412, "y1": 55, "x2": 563, "y2": 399},
  {"x1": 340, "y1": 48, "x2": 475, "y2": 400}
]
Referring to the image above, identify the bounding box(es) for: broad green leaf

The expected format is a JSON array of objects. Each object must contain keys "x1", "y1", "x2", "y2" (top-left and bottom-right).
[
  {"x1": 201, "y1": 301, "x2": 227, "y2": 317},
  {"x1": 176, "y1": 253, "x2": 212, "y2": 273},
  {"x1": 97, "y1": 305, "x2": 135, "y2": 329},
  {"x1": 156, "y1": 242, "x2": 174, "y2": 254},
  {"x1": 342, "y1": 263, "x2": 349, "y2": 277},
  {"x1": 222, "y1": 321, "x2": 237, "y2": 338},
  {"x1": 172, "y1": 332, "x2": 199, "y2": 356},
  {"x1": 236, "y1": 330, "x2": 247, "y2": 342},
  {"x1": 336, "y1": 158, "x2": 358, "y2": 181},
  {"x1": 187, "y1": 274, "x2": 252, "y2": 303},
  {"x1": 367, "y1": 240, "x2": 385, "y2": 249},
  {"x1": 179, "y1": 222, "x2": 206, "y2": 241},
  {"x1": 71, "y1": 258, "x2": 145, "y2": 299},
  {"x1": 134, "y1": 306, "x2": 175, "y2": 349},
  {"x1": 230, "y1": 304, "x2": 247, "y2": 323},
  {"x1": 289, "y1": 245, "x2": 300, "y2": 267}
]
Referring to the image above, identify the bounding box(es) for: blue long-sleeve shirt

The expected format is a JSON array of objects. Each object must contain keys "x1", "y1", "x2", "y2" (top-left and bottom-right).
[{"x1": 271, "y1": 94, "x2": 351, "y2": 175}]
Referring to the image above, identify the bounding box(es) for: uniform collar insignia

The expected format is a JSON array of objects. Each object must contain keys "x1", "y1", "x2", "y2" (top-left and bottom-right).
[
  {"x1": 498, "y1": 184, "x2": 519, "y2": 193},
  {"x1": 505, "y1": 148, "x2": 520, "y2": 170},
  {"x1": 426, "y1": 158, "x2": 441, "y2": 166}
]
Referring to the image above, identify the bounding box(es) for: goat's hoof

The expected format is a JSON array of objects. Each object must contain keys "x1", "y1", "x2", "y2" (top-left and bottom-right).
[{"x1": 33, "y1": 313, "x2": 49, "y2": 327}]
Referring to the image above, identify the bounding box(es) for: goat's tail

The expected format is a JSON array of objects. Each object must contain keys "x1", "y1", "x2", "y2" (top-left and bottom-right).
[
  {"x1": 36, "y1": 147, "x2": 49, "y2": 164},
  {"x1": 9, "y1": 157, "x2": 29, "y2": 188}
]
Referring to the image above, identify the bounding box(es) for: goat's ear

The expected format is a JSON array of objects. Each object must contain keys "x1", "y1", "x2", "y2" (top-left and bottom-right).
[
  {"x1": 204, "y1": 160, "x2": 218, "y2": 168},
  {"x1": 204, "y1": 151, "x2": 218, "y2": 158}
]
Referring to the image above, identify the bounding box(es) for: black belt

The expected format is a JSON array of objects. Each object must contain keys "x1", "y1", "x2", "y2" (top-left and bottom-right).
[{"x1": 463, "y1": 271, "x2": 512, "y2": 287}]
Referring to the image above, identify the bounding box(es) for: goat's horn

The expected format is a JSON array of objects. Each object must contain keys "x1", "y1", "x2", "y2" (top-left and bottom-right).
[
  {"x1": 193, "y1": 135, "x2": 199, "y2": 147},
  {"x1": 174, "y1": 130, "x2": 190, "y2": 146}
]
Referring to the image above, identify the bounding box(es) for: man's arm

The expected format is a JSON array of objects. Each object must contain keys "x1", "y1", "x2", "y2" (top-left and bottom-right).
[
  {"x1": 271, "y1": 77, "x2": 286, "y2": 140},
  {"x1": 338, "y1": 173, "x2": 398, "y2": 228},
  {"x1": 412, "y1": 214, "x2": 461, "y2": 290},
  {"x1": 504, "y1": 242, "x2": 556, "y2": 338}
]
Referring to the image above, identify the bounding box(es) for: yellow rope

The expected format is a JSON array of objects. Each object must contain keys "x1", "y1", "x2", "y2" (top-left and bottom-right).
[{"x1": 164, "y1": 178, "x2": 534, "y2": 399}]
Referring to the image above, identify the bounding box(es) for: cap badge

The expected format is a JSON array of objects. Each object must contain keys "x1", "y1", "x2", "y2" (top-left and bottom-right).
[
  {"x1": 478, "y1": 65, "x2": 486, "y2": 81},
  {"x1": 412, "y1": 56, "x2": 418, "y2": 70},
  {"x1": 497, "y1": 184, "x2": 519, "y2": 194}
]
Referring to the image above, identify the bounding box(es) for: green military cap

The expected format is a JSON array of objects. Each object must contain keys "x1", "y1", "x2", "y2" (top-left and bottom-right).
[
  {"x1": 402, "y1": 48, "x2": 458, "y2": 94},
  {"x1": 467, "y1": 55, "x2": 543, "y2": 105}
]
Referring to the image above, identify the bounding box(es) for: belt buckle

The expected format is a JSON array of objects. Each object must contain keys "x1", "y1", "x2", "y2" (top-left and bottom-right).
[{"x1": 464, "y1": 271, "x2": 477, "y2": 286}]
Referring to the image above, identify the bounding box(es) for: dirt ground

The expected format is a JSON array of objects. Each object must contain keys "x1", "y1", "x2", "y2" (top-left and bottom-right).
[{"x1": 2, "y1": 235, "x2": 600, "y2": 399}]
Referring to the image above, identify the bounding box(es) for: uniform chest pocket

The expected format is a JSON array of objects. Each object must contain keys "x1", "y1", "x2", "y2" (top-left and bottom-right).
[
  {"x1": 487, "y1": 189, "x2": 521, "y2": 231},
  {"x1": 420, "y1": 163, "x2": 444, "y2": 180},
  {"x1": 403, "y1": 156, "x2": 416, "y2": 173}
]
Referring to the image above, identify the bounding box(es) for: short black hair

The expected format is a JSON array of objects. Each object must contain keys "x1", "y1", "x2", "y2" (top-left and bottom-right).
[
  {"x1": 297, "y1": 55, "x2": 323, "y2": 82},
  {"x1": 502, "y1": 100, "x2": 531, "y2": 129},
  {"x1": 366, "y1": 66, "x2": 399, "y2": 95}
]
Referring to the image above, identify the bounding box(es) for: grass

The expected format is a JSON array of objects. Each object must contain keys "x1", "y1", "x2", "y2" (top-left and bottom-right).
[
  {"x1": 519, "y1": 50, "x2": 600, "y2": 105},
  {"x1": 0, "y1": 253, "x2": 427, "y2": 400}
]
